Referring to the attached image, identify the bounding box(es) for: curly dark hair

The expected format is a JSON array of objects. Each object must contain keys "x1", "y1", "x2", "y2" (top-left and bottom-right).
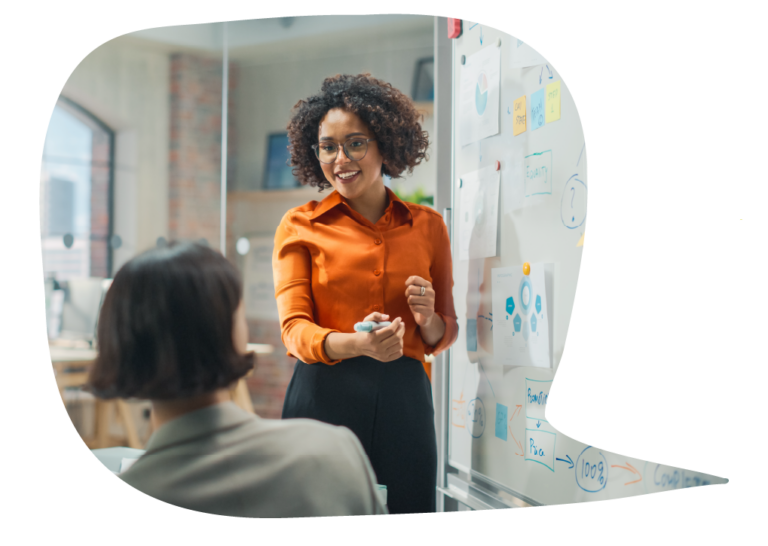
[{"x1": 287, "y1": 73, "x2": 429, "y2": 191}]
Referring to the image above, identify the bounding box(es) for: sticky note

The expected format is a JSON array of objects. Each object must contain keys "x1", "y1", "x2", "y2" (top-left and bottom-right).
[
  {"x1": 466, "y1": 318, "x2": 478, "y2": 351},
  {"x1": 495, "y1": 403, "x2": 508, "y2": 441},
  {"x1": 577, "y1": 232, "x2": 584, "y2": 247},
  {"x1": 512, "y1": 95, "x2": 527, "y2": 136},
  {"x1": 546, "y1": 80, "x2": 561, "y2": 123},
  {"x1": 530, "y1": 88, "x2": 545, "y2": 130}
]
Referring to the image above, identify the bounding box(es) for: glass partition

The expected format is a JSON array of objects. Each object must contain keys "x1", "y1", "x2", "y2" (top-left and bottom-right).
[
  {"x1": 42, "y1": 14, "x2": 438, "y2": 435},
  {"x1": 43, "y1": 23, "x2": 226, "y2": 446},
  {"x1": 225, "y1": 15, "x2": 435, "y2": 417}
]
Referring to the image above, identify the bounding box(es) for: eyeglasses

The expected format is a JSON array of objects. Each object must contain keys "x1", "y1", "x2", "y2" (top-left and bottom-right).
[{"x1": 312, "y1": 138, "x2": 376, "y2": 164}]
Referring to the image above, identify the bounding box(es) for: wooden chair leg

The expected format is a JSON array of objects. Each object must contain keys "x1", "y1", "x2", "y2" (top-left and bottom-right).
[
  {"x1": 94, "y1": 399, "x2": 111, "y2": 449},
  {"x1": 231, "y1": 379, "x2": 255, "y2": 414},
  {"x1": 116, "y1": 400, "x2": 142, "y2": 449}
]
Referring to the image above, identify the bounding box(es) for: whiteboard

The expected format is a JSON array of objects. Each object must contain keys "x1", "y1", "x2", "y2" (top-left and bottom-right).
[{"x1": 447, "y1": 24, "x2": 725, "y2": 505}]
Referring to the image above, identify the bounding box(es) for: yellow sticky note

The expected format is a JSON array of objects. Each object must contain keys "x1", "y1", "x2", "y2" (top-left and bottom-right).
[
  {"x1": 577, "y1": 232, "x2": 584, "y2": 247},
  {"x1": 512, "y1": 95, "x2": 527, "y2": 136},
  {"x1": 545, "y1": 80, "x2": 561, "y2": 123}
]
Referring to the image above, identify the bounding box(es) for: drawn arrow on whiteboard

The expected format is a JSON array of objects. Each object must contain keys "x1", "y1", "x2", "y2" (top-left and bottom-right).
[
  {"x1": 556, "y1": 455, "x2": 574, "y2": 469},
  {"x1": 509, "y1": 426, "x2": 524, "y2": 456},
  {"x1": 451, "y1": 391, "x2": 466, "y2": 428},
  {"x1": 509, "y1": 404, "x2": 522, "y2": 421},
  {"x1": 539, "y1": 64, "x2": 552, "y2": 85},
  {"x1": 479, "y1": 26, "x2": 484, "y2": 45},
  {"x1": 536, "y1": 420, "x2": 541, "y2": 428},
  {"x1": 611, "y1": 462, "x2": 642, "y2": 485}
]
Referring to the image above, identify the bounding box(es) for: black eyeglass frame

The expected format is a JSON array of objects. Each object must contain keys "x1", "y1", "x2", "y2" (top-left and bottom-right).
[{"x1": 312, "y1": 138, "x2": 376, "y2": 164}]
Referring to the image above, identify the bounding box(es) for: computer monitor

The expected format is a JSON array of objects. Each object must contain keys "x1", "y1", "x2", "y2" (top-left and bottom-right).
[
  {"x1": 58, "y1": 277, "x2": 112, "y2": 344},
  {"x1": 263, "y1": 133, "x2": 300, "y2": 190}
]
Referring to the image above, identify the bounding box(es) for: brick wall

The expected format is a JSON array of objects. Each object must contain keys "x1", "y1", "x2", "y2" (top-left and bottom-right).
[
  {"x1": 169, "y1": 53, "x2": 238, "y2": 248},
  {"x1": 244, "y1": 319, "x2": 296, "y2": 419},
  {"x1": 168, "y1": 54, "x2": 295, "y2": 418}
]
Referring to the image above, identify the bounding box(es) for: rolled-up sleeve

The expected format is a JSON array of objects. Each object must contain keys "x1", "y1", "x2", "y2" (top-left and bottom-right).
[
  {"x1": 273, "y1": 212, "x2": 341, "y2": 365},
  {"x1": 423, "y1": 218, "x2": 459, "y2": 356}
]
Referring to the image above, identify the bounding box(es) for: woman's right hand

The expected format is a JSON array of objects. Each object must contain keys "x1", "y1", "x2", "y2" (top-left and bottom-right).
[{"x1": 354, "y1": 313, "x2": 405, "y2": 362}]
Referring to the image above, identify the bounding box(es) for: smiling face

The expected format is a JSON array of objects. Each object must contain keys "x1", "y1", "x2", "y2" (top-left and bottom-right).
[{"x1": 317, "y1": 108, "x2": 385, "y2": 202}]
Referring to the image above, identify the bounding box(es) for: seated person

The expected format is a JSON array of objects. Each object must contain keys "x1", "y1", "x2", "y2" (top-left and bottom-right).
[{"x1": 87, "y1": 242, "x2": 386, "y2": 517}]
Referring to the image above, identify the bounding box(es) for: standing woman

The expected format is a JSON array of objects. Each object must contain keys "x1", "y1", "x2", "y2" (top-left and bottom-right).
[{"x1": 273, "y1": 74, "x2": 458, "y2": 514}]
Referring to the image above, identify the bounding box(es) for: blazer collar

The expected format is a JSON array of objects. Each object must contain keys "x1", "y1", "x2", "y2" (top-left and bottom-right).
[
  {"x1": 143, "y1": 401, "x2": 255, "y2": 453},
  {"x1": 310, "y1": 187, "x2": 413, "y2": 224}
]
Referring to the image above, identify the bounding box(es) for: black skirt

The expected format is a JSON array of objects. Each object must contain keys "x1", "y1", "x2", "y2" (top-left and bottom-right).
[{"x1": 282, "y1": 355, "x2": 437, "y2": 514}]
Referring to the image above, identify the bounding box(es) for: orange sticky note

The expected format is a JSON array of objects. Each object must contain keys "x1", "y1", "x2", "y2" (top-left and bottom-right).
[{"x1": 513, "y1": 95, "x2": 527, "y2": 136}]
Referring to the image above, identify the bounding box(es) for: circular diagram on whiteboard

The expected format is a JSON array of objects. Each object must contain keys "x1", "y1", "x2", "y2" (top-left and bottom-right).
[
  {"x1": 475, "y1": 72, "x2": 489, "y2": 115},
  {"x1": 474, "y1": 189, "x2": 485, "y2": 227},
  {"x1": 466, "y1": 398, "x2": 486, "y2": 438},
  {"x1": 519, "y1": 276, "x2": 533, "y2": 316},
  {"x1": 560, "y1": 173, "x2": 587, "y2": 229}
]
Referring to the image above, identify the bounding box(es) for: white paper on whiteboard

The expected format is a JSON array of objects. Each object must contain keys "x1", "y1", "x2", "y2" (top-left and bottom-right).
[
  {"x1": 491, "y1": 263, "x2": 551, "y2": 368},
  {"x1": 459, "y1": 45, "x2": 501, "y2": 147},
  {"x1": 458, "y1": 166, "x2": 500, "y2": 261}
]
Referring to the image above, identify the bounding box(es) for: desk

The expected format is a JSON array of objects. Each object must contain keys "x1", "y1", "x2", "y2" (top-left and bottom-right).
[
  {"x1": 51, "y1": 343, "x2": 276, "y2": 449},
  {"x1": 51, "y1": 346, "x2": 142, "y2": 449},
  {"x1": 92, "y1": 447, "x2": 146, "y2": 473}
]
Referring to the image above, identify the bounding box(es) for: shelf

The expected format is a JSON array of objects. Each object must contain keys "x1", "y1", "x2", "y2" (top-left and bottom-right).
[
  {"x1": 228, "y1": 188, "x2": 319, "y2": 203},
  {"x1": 413, "y1": 101, "x2": 434, "y2": 117}
]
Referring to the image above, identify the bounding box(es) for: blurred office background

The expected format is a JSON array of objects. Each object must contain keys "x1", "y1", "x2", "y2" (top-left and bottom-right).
[{"x1": 42, "y1": 15, "x2": 440, "y2": 447}]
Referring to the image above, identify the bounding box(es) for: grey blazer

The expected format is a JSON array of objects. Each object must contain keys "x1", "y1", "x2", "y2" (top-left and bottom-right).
[{"x1": 120, "y1": 402, "x2": 387, "y2": 517}]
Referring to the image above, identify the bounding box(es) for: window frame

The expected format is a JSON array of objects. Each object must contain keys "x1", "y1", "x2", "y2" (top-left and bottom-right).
[{"x1": 44, "y1": 96, "x2": 116, "y2": 277}]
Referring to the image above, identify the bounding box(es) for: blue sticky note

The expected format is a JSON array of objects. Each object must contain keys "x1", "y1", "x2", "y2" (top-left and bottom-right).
[
  {"x1": 530, "y1": 89, "x2": 545, "y2": 130},
  {"x1": 466, "y1": 318, "x2": 478, "y2": 351},
  {"x1": 495, "y1": 403, "x2": 508, "y2": 441}
]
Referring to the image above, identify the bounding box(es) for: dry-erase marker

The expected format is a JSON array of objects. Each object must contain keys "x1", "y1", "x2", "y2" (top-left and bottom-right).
[{"x1": 354, "y1": 321, "x2": 392, "y2": 333}]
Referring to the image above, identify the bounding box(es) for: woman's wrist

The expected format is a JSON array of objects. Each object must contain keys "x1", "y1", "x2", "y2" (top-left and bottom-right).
[
  {"x1": 324, "y1": 332, "x2": 361, "y2": 361},
  {"x1": 419, "y1": 313, "x2": 446, "y2": 347}
]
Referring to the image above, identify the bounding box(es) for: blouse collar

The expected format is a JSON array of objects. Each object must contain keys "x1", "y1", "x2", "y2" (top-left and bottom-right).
[{"x1": 310, "y1": 187, "x2": 413, "y2": 225}]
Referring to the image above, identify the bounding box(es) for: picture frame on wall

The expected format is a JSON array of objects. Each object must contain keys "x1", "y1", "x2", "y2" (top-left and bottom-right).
[
  {"x1": 263, "y1": 133, "x2": 300, "y2": 190},
  {"x1": 412, "y1": 57, "x2": 435, "y2": 102}
]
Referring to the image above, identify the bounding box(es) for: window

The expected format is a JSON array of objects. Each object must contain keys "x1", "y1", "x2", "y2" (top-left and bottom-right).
[{"x1": 40, "y1": 97, "x2": 113, "y2": 281}]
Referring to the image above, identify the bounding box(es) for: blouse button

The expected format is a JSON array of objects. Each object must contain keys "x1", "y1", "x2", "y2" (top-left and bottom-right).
[
  {"x1": 373, "y1": 270, "x2": 381, "y2": 276},
  {"x1": 373, "y1": 305, "x2": 380, "y2": 311},
  {"x1": 374, "y1": 239, "x2": 382, "y2": 245}
]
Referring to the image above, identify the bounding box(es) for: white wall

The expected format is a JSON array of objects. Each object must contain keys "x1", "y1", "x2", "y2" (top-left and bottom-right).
[{"x1": 61, "y1": 36, "x2": 170, "y2": 271}]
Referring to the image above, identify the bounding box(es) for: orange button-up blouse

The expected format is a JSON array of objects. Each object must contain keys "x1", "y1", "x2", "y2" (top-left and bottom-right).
[{"x1": 272, "y1": 188, "x2": 458, "y2": 373}]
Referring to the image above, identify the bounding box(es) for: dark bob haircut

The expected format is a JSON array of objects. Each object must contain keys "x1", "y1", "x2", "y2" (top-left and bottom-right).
[
  {"x1": 287, "y1": 73, "x2": 429, "y2": 191},
  {"x1": 88, "y1": 242, "x2": 254, "y2": 400}
]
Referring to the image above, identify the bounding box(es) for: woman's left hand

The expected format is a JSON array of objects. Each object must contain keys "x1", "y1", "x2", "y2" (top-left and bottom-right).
[{"x1": 405, "y1": 276, "x2": 435, "y2": 327}]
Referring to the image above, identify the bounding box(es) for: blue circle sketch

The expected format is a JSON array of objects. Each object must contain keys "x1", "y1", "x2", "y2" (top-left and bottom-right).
[
  {"x1": 466, "y1": 398, "x2": 486, "y2": 438},
  {"x1": 560, "y1": 173, "x2": 587, "y2": 229},
  {"x1": 575, "y1": 446, "x2": 608, "y2": 493}
]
